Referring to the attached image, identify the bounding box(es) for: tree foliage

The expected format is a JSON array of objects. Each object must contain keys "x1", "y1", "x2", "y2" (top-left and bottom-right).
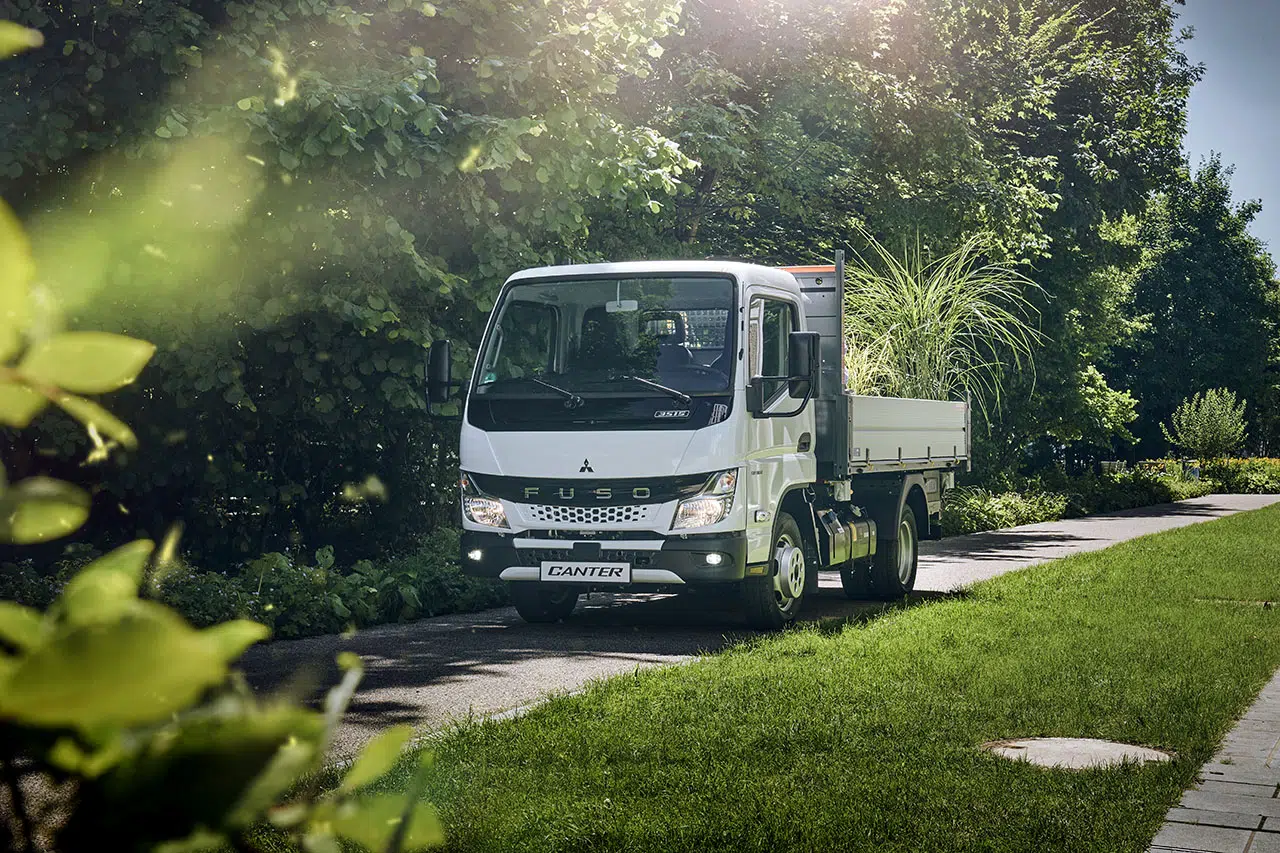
[
  {"x1": 0, "y1": 0, "x2": 1268, "y2": 561},
  {"x1": 0, "y1": 0, "x2": 692, "y2": 562},
  {"x1": 1110, "y1": 156, "x2": 1280, "y2": 455}
]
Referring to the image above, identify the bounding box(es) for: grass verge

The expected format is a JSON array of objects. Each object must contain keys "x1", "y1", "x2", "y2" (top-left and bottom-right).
[{"x1": 351, "y1": 504, "x2": 1280, "y2": 852}]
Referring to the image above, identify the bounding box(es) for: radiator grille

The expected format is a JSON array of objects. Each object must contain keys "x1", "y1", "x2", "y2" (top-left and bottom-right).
[{"x1": 525, "y1": 504, "x2": 655, "y2": 525}]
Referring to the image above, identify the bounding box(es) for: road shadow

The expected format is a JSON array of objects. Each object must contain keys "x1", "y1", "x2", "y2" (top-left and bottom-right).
[{"x1": 920, "y1": 499, "x2": 1246, "y2": 565}]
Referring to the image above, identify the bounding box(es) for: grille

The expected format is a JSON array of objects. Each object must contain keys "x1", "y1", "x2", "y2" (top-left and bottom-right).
[
  {"x1": 522, "y1": 548, "x2": 657, "y2": 568},
  {"x1": 525, "y1": 504, "x2": 655, "y2": 525}
]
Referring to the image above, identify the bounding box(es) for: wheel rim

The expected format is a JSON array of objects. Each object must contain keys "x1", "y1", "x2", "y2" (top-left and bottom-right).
[
  {"x1": 772, "y1": 532, "x2": 805, "y2": 612},
  {"x1": 897, "y1": 517, "x2": 915, "y2": 584}
]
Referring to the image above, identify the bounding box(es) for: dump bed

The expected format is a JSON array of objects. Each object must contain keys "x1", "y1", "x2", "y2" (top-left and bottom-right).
[
  {"x1": 845, "y1": 394, "x2": 969, "y2": 472},
  {"x1": 787, "y1": 256, "x2": 971, "y2": 479}
]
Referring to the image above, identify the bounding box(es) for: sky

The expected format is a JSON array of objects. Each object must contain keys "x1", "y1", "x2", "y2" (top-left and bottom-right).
[{"x1": 1176, "y1": 0, "x2": 1280, "y2": 256}]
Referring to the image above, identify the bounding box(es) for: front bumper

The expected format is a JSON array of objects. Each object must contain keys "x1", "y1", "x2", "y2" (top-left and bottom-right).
[{"x1": 460, "y1": 530, "x2": 748, "y2": 586}]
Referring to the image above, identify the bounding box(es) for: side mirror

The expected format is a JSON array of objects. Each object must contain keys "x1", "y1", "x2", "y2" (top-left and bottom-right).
[
  {"x1": 787, "y1": 331, "x2": 820, "y2": 398},
  {"x1": 426, "y1": 339, "x2": 453, "y2": 404}
]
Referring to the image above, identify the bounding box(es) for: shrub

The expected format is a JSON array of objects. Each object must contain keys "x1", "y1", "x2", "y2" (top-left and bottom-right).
[
  {"x1": 941, "y1": 487, "x2": 1069, "y2": 535},
  {"x1": 152, "y1": 531, "x2": 507, "y2": 640},
  {"x1": 1162, "y1": 388, "x2": 1248, "y2": 460},
  {"x1": 942, "y1": 466, "x2": 1215, "y2": 536},
  {"x1": 843, "y1": 230, "x2": 1042, "y2": 411},
  {"x1": 156, "y1": 565, "x2": 250, "y2": 628},
  {"x1": 331, "y1": 529, "x2": 506, "y2": 628},
  {"x1": 242, "y1": 548, "x2": 345, "y2": 639},
  {"x1": 1204, "y1": 458, "x2": 1280, "y2": 494}
]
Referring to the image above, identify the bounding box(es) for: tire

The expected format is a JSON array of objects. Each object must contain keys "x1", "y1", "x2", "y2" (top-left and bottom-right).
[
  {"x1": 743, "y1": 512, "x2": 807, "y2": 630},
  {"x1": 869, "y1": 504, "x2": 918, "y2": 600},
  {"x1": 839, "y1": 561, "x2": 871, "y2": 599},
  {"x1": 508, "y1": 582, "x2": 579, "y2": 623}
]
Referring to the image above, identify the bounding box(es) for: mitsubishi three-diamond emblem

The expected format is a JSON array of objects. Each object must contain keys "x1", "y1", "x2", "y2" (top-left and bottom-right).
[{"x1": 579, "y1": 459, "x2": 594, "y2": 473}]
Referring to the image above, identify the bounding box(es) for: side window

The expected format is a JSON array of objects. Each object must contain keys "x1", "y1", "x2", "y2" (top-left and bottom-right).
[
  {"x1": 749, "y1": 297, "x2": 796, "y2": 400},
  {"x1": 481, "y1": 302, "x2": 557, "y2": 383}
]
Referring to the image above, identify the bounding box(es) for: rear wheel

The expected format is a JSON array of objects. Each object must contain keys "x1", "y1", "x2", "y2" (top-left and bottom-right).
[
  {"x1": 743, "y1": 512, "x2": 807, "y2": 630},
  {"x1": 869, "y1": 504, "x2": 918, "y2": 600},
  {"x1": 508, "y1": 582, "x2": 579, "y2": 623}
]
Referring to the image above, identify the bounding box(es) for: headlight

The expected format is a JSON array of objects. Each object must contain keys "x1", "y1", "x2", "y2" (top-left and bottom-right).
[
  {"x1": 671, "y1": 469, "x2": 737, "y2": 530},
  {"x1": 461, "y1": 472, "x2": 509, "y2": 529}
]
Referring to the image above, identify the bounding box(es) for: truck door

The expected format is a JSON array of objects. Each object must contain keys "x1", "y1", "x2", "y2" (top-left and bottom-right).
[{"x1": 745, "y1": 292, "x2": 817, "y2": 565}]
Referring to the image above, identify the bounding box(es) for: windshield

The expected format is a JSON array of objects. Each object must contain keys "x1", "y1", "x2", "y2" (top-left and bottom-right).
[{"x1": 474, "y1": 276, "x2": 736, "y2": 397}]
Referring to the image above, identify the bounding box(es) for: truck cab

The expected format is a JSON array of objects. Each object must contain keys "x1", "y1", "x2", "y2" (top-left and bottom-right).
[{"x1": 430, "y1": 257, "x2": 969, "y2": 628}]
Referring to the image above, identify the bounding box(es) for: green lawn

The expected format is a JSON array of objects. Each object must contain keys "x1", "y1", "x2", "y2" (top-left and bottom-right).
[{"x1": 375, "y1": 506, "x2": 1280, "y2": 852}]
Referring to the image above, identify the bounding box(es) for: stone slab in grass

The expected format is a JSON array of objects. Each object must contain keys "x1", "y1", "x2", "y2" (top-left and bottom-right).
[{"x1": 982, "y1": 737, "x2": 1173, "y2": 770}]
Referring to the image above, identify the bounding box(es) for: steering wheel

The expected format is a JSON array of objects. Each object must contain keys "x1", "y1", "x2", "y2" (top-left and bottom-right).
[{"x1": 682, "y1": 363, "x2": 726, "y2": 379}]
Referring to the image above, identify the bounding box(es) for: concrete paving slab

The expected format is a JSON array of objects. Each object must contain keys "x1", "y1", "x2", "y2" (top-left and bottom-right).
[
  {"x1": 983, "y1": 737, "x2": 1171, "y2": 769},
  {"x1": 1195, "y1": 780, "x2": 1279, "y2": 798},
  {"x1": 1243, "y1": 832, "x2": 1280, "y2": 853},
  {"x1": 1166, "y1": 808, "x2": 1262, "y2": 830},
  {"x1": 1150, "y1": 822, "x2": 1252, "y2": 853}
]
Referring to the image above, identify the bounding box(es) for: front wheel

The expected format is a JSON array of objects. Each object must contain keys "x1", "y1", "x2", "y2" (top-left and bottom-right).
[
  {"x1": 869, "y1": 504, "x2": 918, "y2": 600},
  {"x1": 743, "y1": 512, "x2": 807, "y2": 630},
  {"x1": 508, "y1": 582, "x2": 579, "y2": 623}
]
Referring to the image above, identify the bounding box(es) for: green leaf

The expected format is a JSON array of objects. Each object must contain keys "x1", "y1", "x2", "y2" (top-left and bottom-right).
[
  {"x1": 230, "y1": 737, "x2": 318, "y2": 825},
  {"x1": 0, "y1": 601, "x2": 45, "y2": 651},
  {"x1": 237, "y1": 97, "x2": 254, "y2": 111},
  {"x1": 54, "y1": 392, "x2": 138, "y2": 448},
  {"x1": 0, "y1": 602, "x2": 232, "y2": 731},
  {"x1": 0, "y1": 21, "x2": 43, "y2": 58},
  {"x1": 0, "y1": 382, "x2": 47, "y2": 428},
  {"x1": 0, "y1": 198, "x2": 32, "y2": 362},
  {"x1": 341, "y1": 724, "x2": 414, "y2": 792},
  {"x1": 155, "y1": 126, "x2": 172, "y2": 139},
  {"x1": 280, "y1": 150, "x2": 300, "y2": 170},
  {"x1": 328, "y1": 794, "x2": 443, "y2": 852},
  {"x1": 20, "y1": 331, "x2": 156, "y2": 394},
  {"x1": 57, "y1": 540, "x2": 154, "y2": 625},
  {"x1": 0, "y1": 476, "x2": 91, "y2": 544},
  {"x1": 202, "y1": 619, "x2": 270, "y2": 660}
]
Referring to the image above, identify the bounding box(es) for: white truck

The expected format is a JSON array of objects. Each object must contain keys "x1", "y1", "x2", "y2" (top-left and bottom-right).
[{"x1": 427, "y1": 253, "x2": 970, "y2": 628}]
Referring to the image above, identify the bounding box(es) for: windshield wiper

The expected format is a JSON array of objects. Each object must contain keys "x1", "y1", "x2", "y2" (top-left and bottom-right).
[
  {"x1": 618, "y1": 375, "x2": 692, "y2": 405},
  {"x1": 532, "y1": 377, "x2": 584, "y2": 409}
]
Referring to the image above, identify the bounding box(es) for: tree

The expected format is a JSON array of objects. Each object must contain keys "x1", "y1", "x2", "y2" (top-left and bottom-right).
[
  {"x1": 1109, "y1": 155, "x2": 1280, "y2": 456},
  {"x1": 593, "y1": 0, "x2": 1199, "y2": 470},
  {"x1": 0, "y1": 0, "x2": 692, "y2": 562},
  {"x1": 1161, "y1": 388, "x2": 1248, "y2": 461}
]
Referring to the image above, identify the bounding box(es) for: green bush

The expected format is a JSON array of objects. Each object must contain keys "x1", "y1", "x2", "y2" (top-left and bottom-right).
[
  {"x1": 941, "y1": 487, "x2": 1069, "y2": 536},
  {"x1": 149, "y1": 531, "x2": 507, "y2": 640},
  {"x1": 243, "y1": 549, "x2": 345, "y2": 639},
  {"x1": 1162, "y1": 388, "x2": 1249, "y2": 460},
  {"x1": 1204, "y1": 458, "x2": 1280, "y2": 494},
  {"x1": 156, "y1": 565, "x2": 250, "y2": 628},
  {"x1": 943, "y1": 466, "x2": 1216, "y2": 536}
]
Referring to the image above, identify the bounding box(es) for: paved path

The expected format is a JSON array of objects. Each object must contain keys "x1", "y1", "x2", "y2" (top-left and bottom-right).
[
  {"x1": 1150, "y1": 670, "x2": 1280, "y2": 853},
  {"x1": 239, "y1": 494, "x2": 1280, "y2": 759}
]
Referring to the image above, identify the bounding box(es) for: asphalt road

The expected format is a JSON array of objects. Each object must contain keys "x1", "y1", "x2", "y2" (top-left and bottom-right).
[{"x1": 239, "y1": 494, "x2": 1280, "y2": 759}]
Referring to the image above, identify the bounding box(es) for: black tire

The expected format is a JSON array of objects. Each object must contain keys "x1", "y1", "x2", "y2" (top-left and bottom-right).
[
  {"x1": 508, "y1": 583, "x2": 579, "y2": 623},
  {"x1": 743, "y1": 512, "x2": 807, "y2": 630},
  {"x1": 869, "y1": 504, "x2": 919, "y2": 600},
  {"x1": 839, "y1": 561, "x2": 871, "y2": 599}
]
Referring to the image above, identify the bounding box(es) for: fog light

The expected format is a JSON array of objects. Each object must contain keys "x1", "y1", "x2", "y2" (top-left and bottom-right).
[
  {"x1": 467, "y1": 549, "x2": 483, "y2": 562},
  {"x1": 704, "y1": 553, "x2": 724, "y2": 566}
]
